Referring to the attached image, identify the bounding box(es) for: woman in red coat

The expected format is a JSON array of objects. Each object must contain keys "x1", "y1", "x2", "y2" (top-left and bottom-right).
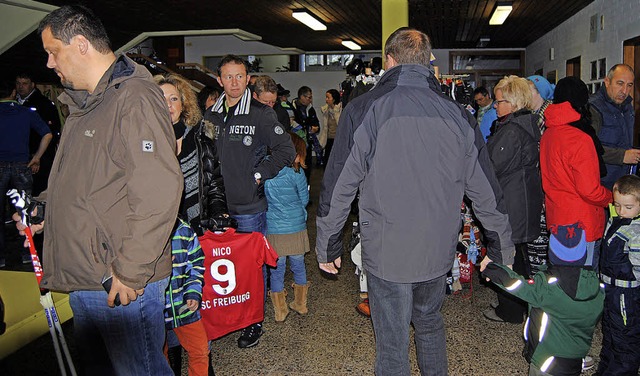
[{"x1": 540, "y1": 76, "x2": 611, "y2": 264}]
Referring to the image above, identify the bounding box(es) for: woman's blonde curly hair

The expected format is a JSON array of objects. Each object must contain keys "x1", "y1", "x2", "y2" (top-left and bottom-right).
[
  {"x1": 494, "y1": 75, "x2": 532, "y2": 112},
  {"x1": 154, "y1": 74, "x2": 202, "y2": 127}
]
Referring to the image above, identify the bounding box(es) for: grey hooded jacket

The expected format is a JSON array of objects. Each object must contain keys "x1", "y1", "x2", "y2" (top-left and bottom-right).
[{"x1": 315, "y1": 64, "x2": 515, "y2": 283}]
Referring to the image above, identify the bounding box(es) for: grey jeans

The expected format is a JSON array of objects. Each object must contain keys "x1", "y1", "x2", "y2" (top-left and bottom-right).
[{"x1": 368, "y1": 272, "x2": 448, "y2": 376}]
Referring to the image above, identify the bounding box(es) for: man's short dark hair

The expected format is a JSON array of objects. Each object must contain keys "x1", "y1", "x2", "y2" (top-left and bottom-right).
[
  {"x1": 216, "y1": 55, "x2": 249, "y2": 76},
  {"x1": 38, "y1": 5, "x2": 111, "y2": 54},
  {"x1": 298, "y1": 86, "x2": 312, "y2": 98},
  {"x1": 384, "y1": 27, "x2": 432, "y2": 66},
  {"x1": 473, "y1": 87, "x2": 489, "y2": 97},
  {"x1": 15, "y1": 73, "x2": 34, "y2": 82},
  {"x1": 197, "y1": 85, "x2": 222, "y2": 112}
]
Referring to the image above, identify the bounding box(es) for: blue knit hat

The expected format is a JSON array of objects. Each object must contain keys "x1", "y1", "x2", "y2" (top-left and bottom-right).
[
  {"x1": 527, "y1": 75, "x2": 555, "y2": 100},
  {"x1": 548, "y1": 223, "x2": 594, "y2": 267}
]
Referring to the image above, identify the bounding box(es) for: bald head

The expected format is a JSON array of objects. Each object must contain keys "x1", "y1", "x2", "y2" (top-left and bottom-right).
[
  {"x1": 607, "y1": 64, "x2": 634, "y2": 80},
  {"x1": 604, "y1": 64, "x2": 635, "y2": 105}
]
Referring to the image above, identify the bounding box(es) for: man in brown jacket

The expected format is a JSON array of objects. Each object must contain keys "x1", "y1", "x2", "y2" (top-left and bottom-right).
[{"x1": 18, "y1": 5, "x2": 182, "y2": 375}]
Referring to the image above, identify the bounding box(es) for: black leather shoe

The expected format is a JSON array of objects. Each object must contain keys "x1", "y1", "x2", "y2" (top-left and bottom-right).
[{"x1": 237, "y1": 323, "x2": 263, "y2": 348}]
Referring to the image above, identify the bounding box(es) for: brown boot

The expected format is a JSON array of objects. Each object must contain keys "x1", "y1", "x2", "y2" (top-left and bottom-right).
[
  {"x1": 270, "y1": 290, "x2": 289, "y2": 322},
  {"x1": 289, "y1": 283, "x2": 309, "y2": 314}
]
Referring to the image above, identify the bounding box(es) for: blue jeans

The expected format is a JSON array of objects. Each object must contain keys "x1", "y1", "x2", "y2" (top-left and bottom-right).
[
  {"x1": 368, "y1": 272, "x2": 448, "y2": 376},
  {"x1": 270, "y1": 254, "x2": 307, "y2": 292},
  {"x1": 232, "y1": 211, "x2": 267, "y2": 235},
  {"x1": 0, "y1": 161, "x2": 32, "y2": 260},
  {"x1": 69, "y1": 278, "x2": 172, "y2": 376},
  {"x1": 232, "y1": 211, "x2": 268, "y2": 306}
]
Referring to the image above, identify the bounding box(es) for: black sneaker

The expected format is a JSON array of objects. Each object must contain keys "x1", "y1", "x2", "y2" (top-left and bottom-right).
[{"x1": 237, "y1": 323, "x2": 263, "y2": 348}]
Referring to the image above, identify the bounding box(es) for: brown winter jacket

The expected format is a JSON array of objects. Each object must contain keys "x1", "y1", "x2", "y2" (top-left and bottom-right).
[{"x1": 39, "y1": 55, "x2": 183, "y2": 292}]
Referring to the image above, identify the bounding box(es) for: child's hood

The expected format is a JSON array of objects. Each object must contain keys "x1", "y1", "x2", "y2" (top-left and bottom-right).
[{"x1": 549, "y1": 265, "x2": 601, "y2": 301}]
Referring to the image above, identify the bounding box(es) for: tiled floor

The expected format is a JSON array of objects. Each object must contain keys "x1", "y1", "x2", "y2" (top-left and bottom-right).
[{"x1": 0, "y1": 165, "x2": 602, "y2": 375}]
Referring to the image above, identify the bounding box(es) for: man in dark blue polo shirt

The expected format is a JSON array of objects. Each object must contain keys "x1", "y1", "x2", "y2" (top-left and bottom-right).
[
  {"x1": 0, "y1": 81, "x2": 52, "y2": 267},
  {"x1": 15, "y1": 73, "x2": 61, "y2": 196}
]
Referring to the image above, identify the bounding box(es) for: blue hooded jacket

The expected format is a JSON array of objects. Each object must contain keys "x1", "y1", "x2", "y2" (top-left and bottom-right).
[{"x1": 265, "y1": 166, "x2": 309, "y2": 235}]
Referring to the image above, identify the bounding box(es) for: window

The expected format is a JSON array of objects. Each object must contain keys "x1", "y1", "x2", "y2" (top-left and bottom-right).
[{"x1": 305, "y1": 54, "x2": 325, "y2": 66}]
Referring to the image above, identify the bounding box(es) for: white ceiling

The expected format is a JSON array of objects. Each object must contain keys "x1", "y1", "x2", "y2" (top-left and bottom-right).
[{"x1": 0, "y1": 0, "x2": 57, "y2": 55}]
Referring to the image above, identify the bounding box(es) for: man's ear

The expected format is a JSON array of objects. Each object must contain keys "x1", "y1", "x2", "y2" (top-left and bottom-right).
[
  {"x1": 385, "y1": 54, "x2": 397, "y2": 70},
  {"x1": 75, "y1": 35, "x2": 90, "y2": 55}
]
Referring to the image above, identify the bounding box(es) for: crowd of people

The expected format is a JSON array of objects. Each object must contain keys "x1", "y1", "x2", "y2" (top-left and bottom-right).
[
  {"x1": 0, "y1": 5, "x2": 340, "y2": 375},
  {"x1": 2, "y1": 4, "x2": 640, "y2": 376},
  {"x1": 316, "y1": 29, "x2": 640, "y2": 376}
]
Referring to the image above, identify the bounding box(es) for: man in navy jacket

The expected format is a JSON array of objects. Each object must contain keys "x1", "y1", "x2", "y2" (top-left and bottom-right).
[{"x1": 589, "y1": 64, "x2": 638, "y2": 189}]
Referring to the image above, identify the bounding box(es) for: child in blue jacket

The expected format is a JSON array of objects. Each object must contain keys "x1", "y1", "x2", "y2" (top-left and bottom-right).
[
  {"x1": 597, "y1": 174, "x2": 640, "y2": 375},
  {"x1": 165, "y1": 218, "x2": 211, "y2": 375},
  {"x1": 265, "y1": 132, "x2": 310, "y2": 322}
]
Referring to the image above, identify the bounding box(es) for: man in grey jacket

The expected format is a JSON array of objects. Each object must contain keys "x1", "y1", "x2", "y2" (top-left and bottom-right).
[{"x1": 316, "y1": 27, "x2": 515, "y2": 375}]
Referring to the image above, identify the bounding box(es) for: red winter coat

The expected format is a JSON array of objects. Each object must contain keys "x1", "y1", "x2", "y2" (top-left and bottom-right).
[{"x1": 540, "y1": 102, "x2": 612, "y2": 241}]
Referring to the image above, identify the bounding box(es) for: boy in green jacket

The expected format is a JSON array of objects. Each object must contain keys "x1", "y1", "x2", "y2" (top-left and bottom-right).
[{"x1": 483, "y1": 222, "x2": 604, "y2": 376}]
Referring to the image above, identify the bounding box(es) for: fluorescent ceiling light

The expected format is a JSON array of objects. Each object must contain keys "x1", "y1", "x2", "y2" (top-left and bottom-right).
[
  {"x1": 489, "y1": 4, "x2": 512, "y2": 25},
  {"x1": 292, "y1": 9, "x2": 326, "y2": 31},
  {"x1": 476, "y1": 37, "x2": 490, "y2": 47},
  {"x1": 341, "y1": 40, "x2": 361, "y2": 50}
]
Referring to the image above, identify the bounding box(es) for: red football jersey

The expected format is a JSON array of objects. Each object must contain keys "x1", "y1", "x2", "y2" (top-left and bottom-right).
[{"x1": 199, "y1": 228, "x2": 278, "y2": 340}]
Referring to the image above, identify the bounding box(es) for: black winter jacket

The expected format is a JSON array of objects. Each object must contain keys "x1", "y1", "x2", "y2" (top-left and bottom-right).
[
  {"x1": 292, "y1": 99, "x2": 319, "y2": 144},
  {"x1": 487, "y1": 110, "x2": 543, "y2": 243},
  {"x1": 193, "y1": 120, "x2": 228, "y2": 234},
  {"x1": 205, "y1": 89, "x2": 295, "y2": 215}
]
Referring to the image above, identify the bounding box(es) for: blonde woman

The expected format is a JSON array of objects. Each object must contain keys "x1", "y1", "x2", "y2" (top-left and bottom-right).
[
  {"x1": 484, "y1": 75, "x2": 543, "y2": 324},
  {"x1": 154, "y1": 74, "x2": 202, "y2": 155},
  {"x1": 154, "y1": 73, "x2": 228, "y2": 232}
]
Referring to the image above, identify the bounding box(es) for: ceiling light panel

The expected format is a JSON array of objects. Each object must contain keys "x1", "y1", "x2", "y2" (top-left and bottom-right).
[
  {"x1": 489, "y1": 4, "x2": 513, "y2": 25},
  {"x1": 292, "y1": 9, "x2": 327, "y2": 31},
  {"x1": 341, "y1": 40, "x2": 361, "y2": 50}
]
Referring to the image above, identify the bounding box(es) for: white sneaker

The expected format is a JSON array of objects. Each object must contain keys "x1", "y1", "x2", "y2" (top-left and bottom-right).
[{"x1": 582, "y1": 355, "x2": 594, "y2": 371}]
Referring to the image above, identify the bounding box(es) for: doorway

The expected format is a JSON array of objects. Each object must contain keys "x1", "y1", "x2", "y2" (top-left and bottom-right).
[
  {"x1": 624, "y1": 36, "x2": 640, "y2": 144},
  {"x1": 566, "y1": 56, "x2": 581, "y2": 78},
  {"x1": 448, "y1": 50, "x2": 525, "y2": 89}
]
